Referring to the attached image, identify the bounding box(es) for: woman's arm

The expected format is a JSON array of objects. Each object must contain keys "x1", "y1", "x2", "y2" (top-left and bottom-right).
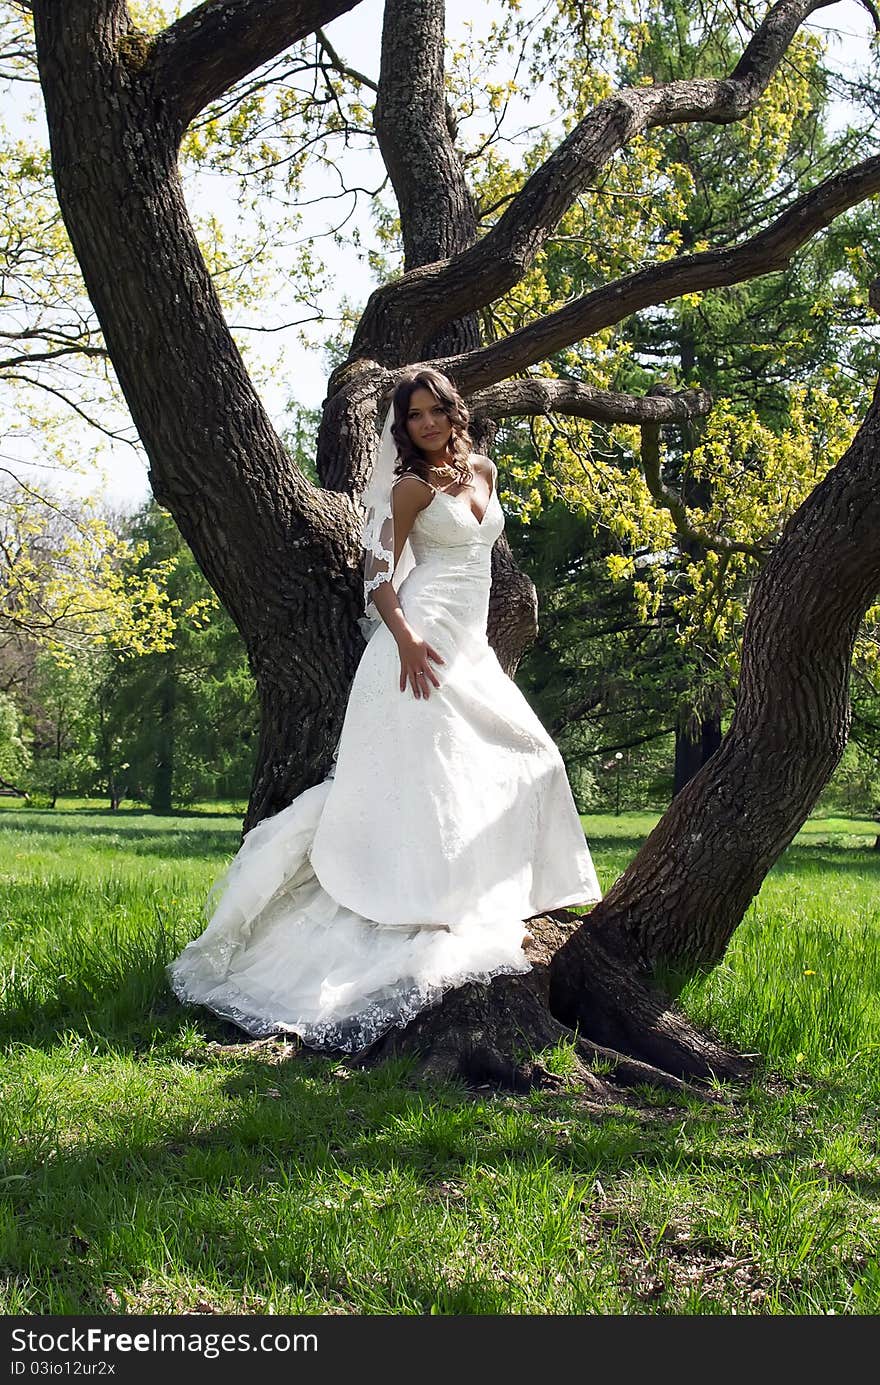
[{"x1": 368, "y1": 475, "x2": 445, "y2": 700}]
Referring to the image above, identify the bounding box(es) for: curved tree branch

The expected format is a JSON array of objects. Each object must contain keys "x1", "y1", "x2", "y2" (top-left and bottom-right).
[
  {"x1": 0, "y1": 345, "x2": 108, "y2": 368},
  {"x1": 349, "y1": 0, "x2": 839, "y2": 363},
  {"x1": 441, "y1": 153, "x2": 880, "y2": 395},
  {"x1": 149, "y1": 0, "x2": 362, "y2": 136},
  {"x1": 640, "y1": 410, "x2": 767, "y2": 560},
  {"x1": 468, "y1": 377, "x2": 712, "y2": 426}
]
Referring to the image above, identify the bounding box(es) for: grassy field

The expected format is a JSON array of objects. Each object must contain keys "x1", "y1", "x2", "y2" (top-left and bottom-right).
[{"x1": 1, "y1": 800, "x2": 878, "y2": 1315}]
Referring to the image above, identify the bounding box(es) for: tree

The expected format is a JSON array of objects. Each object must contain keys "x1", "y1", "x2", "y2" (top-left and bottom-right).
[
  {"x1": 110, "y1": 500, "x2": 258, "y2": 811},
  {"x1": 23, "y1": 650, "x2": 98, "y2": 806},
  {"x1": 494, "y1": 2, "x2": 880, "y2": 797},
  {"x1": 0, "y1": 473, "x2": 189, "y2": 811},
  {"x1": 0, "y1": 688, "x2": 30, "y2": 794},
  {"x1": 24, "y1": 0, "x2": 880, "y2": 1093},
  {"x1": 20, "y1": 501, "x2": 259, "y2": 811},
  {"x1": 0, "y1": 473, "x2": 181, "y2": 663}
]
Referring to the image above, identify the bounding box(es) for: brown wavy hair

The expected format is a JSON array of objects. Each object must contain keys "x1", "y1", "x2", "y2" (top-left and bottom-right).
[{"x1": 389, "y1": 368, "x2": 474, "y2": 487}]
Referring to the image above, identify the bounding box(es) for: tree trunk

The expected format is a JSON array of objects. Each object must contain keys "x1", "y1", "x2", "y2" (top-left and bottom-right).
[
  {"x1": 152, "y1": 664, "x2": 175, "y2": 815},
  {"x1": 50, "y1": 701, "x2": 64, "y2": 808},
  {"x1": 373, "y1": 0, "x2": 480, "y2": 359},
  {"x1": 673, "y1": 701, "x2": 723, "y2": 796}
]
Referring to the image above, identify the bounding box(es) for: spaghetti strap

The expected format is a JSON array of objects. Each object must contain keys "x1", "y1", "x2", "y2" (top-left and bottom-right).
[{"x1": 392, "y1": 473, "x2": 436, "y2": 493}]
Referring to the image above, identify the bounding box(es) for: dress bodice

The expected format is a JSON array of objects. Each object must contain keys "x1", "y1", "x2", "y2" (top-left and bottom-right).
[
  {"x1": 407, "y1": 473, "x2": 504, "y2": 564},
  {"x1": 396, "y1": 479, "x2": 503, "y2": 652}
]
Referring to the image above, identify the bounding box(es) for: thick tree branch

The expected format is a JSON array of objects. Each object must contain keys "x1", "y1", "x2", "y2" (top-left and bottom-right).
[
  {"x1": 468, "y1": 378, "x2": 712, "y2": 426},
  {"x1": 349, "y1": 0, "x2": 839, "y2": 363},
  {"x1": 441, "y1": 153, "x2": 880, "y2": 395},
  {"x1": 374, "y1": 0, "x2": 477, "y2": 270},
  {"x1": 589, "y1": 728, "x2": 677, "y2": 757},
  {"x1": 856, "y1": 0, "x2": 880, "y2": 30},
  {"x1": 373, "y1": 0, "x2": 479, "y2": 355},
  {"x1": 149, "y1": 0, "x2": 362, "y2": 134},
  {"x1": 0, "y1": 345, "x2": 108, "y2": 368}
]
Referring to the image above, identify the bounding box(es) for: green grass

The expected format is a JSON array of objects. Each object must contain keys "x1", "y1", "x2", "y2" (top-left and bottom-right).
[{"x1": 1, "y1": 801, "x2": 878, "y2": 1315}]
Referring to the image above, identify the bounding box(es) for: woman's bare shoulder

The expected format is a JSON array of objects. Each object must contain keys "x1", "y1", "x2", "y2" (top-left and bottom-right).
[
  {"x1": 470, "y1": 453, "x2": 496, "y2": 476},
  {"x1": 391, "y1": 472, "x2": 435, "y2": 515}
]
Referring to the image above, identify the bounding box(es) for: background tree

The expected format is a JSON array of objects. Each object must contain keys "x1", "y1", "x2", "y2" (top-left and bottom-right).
[
  {"x1": 0, "y1": 474, "x2": 180, "y2": 663},
  {"x1": 489, "y1": 0, "x2": 880, "y2": 797},
  {"x1": 22, "y1": 650, "x2": 98, "y2": 806},
  {"x1": 8, "y1": 500, "x2": 259, "y2": 811},
  {"x1": 107, "y1": 501, "x2": 258, "y2": 812},
  {"x1": 0, "y1": 688, "x2": 30, "y2": 794},
  {"x1": 21, "y1": 0, "x2": 880, "y2": 1091}
]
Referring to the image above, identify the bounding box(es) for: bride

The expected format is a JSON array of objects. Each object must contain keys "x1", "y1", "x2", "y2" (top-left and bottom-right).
[{"x1": 167, "y1": 368, "x2": 602, "y2": 1051}]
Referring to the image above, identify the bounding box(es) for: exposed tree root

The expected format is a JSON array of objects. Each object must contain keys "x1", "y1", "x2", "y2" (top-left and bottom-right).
[
  {"x1": 361, "y1": 909, "x2": 753, "y2": 1098},
  {"x1": 365, "y1": 967, "x2": 608, "y2": 1096},
  {"x1": 549, "y1": 912, "x2": 753, "y2": 1084}
]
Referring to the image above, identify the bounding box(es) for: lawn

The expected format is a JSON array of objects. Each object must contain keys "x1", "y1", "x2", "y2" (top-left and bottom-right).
[{"x1": 1, "y1": 801, "x2": 878, "y2": 1314}]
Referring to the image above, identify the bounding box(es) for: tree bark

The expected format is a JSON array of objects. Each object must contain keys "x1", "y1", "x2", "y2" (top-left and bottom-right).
[
  {"x1": 373, "y1": 0, "x2": 480, "y2": 357},
  {"x1": 152, "y1": 0, "x2": 362, "y2": 134}
]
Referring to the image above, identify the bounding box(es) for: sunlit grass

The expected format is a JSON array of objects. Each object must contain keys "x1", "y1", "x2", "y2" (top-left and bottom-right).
[{"x1": 0, "y1": 801, "x2": 878, "y2": 1314}]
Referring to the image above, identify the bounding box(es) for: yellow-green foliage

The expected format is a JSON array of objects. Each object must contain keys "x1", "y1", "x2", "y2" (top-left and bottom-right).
[
  {"x1": 1, "y1": 445, "x2": 219, "y2": 664},
  {"x1": 459, "y1": 2, "x2": 877, "y2": 698},
  {"x1": 126, "y1": 1, "x2": 186, "y2": 34},
  {"x1": 0, "y1": 487, "x2": 208, "y2": 667},
  {"x1": 534, "y1": 387, "x2": 858, "y2": 679}
]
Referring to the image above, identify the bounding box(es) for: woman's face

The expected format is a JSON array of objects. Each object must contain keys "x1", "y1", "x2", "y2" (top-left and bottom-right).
[{"x1": 405, "y1": 386, "x2": 453, "y2": 459}]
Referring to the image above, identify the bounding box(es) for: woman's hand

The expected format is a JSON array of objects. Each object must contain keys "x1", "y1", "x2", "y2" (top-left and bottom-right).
[{"x1": 397, "y1": 630, "x2": 445, "y2": 700}]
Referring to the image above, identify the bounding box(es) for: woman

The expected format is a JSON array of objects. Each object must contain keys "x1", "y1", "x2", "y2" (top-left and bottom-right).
[{"x1": 167, "y1": 369, "x2": 601, "y2": 1051}]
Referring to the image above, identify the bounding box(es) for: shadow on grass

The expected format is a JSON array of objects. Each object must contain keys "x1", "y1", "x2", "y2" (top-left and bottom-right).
[
  {"x1": 0, "y1": 818, "x2": 241, "y2": 860},
  {"x1": 2, "y1": 1013, "x2": 874, "y2": 1314},
  {"x1": 575, "y1": 832, "x2": 650, "y2": 859},
  {"x1": 764, "y1": 843, "x2": 880, "y2": 884},
  {"x1": 3, "y1": 928, "x2": 878, "y2": 1312},
  {"x1": 0, "y1": 804, "x2": 246, "y2": 820},
  {"x1": 584, "y1": 834, "x2": 880, "y2": 896}
]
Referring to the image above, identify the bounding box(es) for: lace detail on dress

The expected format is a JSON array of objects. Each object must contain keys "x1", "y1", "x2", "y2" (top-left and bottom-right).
[{"x1": 169, "y1": 946, "x2": 529, "y2": 1053}]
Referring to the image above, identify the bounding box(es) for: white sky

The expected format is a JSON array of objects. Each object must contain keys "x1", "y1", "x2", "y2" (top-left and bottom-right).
[{"x1": 1, "y1": 0, "x2": 875, "y2": 512}]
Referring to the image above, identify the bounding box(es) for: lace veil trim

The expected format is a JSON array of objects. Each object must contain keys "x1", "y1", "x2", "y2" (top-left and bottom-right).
[{"x1": 357, "y1": 405, "x2": 416, "y2": 642}]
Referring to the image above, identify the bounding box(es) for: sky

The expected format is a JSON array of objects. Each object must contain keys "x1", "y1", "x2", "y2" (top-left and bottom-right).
[{"x1": 2, "y1": 0, "x2": 876, "y2": 512}]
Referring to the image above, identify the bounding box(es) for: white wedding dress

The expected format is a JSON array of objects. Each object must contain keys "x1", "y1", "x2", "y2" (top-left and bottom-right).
[{"x1": 167, "y1": 471, "x2": 602, "y2": 1051}]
